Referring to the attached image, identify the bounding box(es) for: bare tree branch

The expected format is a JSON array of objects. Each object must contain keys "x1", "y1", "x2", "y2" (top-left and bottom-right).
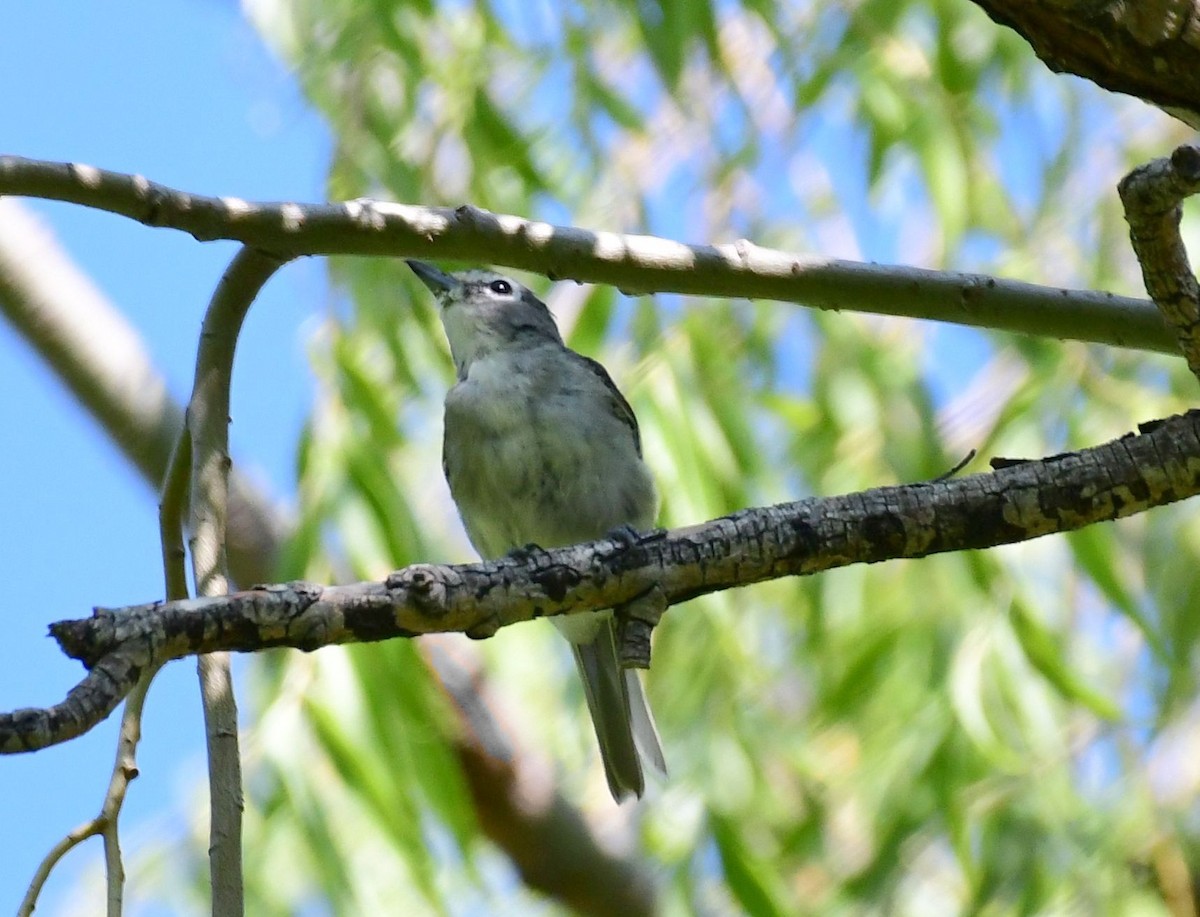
[
  {"x1": 0, "y1": 155, "x2": 1171, "y2": 353},
  {"x1": 187, "y1": 247, "x2": 291, "y2": 917},
  {"x1": 159, "y1": 432, "x2": 193, "y2": 601},
  {"x1": 968, "y1": 0, "x2": 1200, "y2": 127},
  {"x1": 6, "y1": 406, "x2": 1200, "y2": 753}
]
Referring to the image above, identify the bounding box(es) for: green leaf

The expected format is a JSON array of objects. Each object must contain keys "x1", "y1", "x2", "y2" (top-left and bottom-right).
[
  {"x1": 1008, "y1": 601, "x2": 1120, "y2": 722},
  {"x1": 710, "y1": 810, "x2": 791, "y2": 917}
]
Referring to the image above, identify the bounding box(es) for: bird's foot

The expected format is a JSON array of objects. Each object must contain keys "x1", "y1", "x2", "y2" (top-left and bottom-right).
[
  {"x1": 506, "y1": 542, "x2": 551, "y2": 564},
  {"x1": 604, "y1": 524, "x2": 644, "y2": 550}
]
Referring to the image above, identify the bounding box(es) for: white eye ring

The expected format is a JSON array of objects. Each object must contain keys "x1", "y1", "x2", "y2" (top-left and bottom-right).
[{"x1": 489, "y1": 279, "x2": 513, "y2": 295}]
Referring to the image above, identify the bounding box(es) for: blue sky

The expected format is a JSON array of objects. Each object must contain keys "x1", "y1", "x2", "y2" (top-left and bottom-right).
[{"x1": 0, "y1": 4, "x2": 330, "y2": 911}]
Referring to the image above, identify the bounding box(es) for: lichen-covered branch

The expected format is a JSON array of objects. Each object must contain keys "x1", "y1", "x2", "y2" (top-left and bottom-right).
[
  {"x1": 0, "y1": 155, "x2": 1170, "y2": 353},
  {"x1": 969, "y1": 0, "x2": 1200, "y2": 127},
  {"x1": 1119, "y1": 145, "x2": 1200, "y2": 378},
  {"x1": 6, "y1": 408, "x2": 1200, "y2": 755}
]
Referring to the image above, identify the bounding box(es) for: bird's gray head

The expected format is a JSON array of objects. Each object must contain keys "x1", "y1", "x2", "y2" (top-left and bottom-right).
[{"x1": 407, "y1": 260, "x2": 563, "y2": 377}]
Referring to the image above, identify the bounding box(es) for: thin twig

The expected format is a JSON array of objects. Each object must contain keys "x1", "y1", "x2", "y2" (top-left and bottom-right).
[
  {"x1": 99, "y1": 665, "x2": 160, "y2": 915},
  {"x1": 17, "y1": 358, "x2": 199, "y2": 914},
  {"x1": 17, "y1": 668, "x2": 160, "y2": 917},
  {"x1": 19, "y1": 820, "x2": 102, "y2": 916}
]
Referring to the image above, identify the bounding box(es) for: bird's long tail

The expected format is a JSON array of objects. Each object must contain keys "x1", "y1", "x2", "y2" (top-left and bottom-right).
[{"x1": 571, "y1": 616, "x2": 666, "y2": 802}]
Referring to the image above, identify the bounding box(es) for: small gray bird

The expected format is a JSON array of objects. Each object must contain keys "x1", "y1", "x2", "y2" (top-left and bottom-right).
[{"x1": 408, "y1": 259, "x2": 666, "y2": 801}]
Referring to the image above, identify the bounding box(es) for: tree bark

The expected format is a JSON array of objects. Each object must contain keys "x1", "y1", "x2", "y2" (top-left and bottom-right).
[{"x1": 971, "y1": 0, "x2": 1200, "y2": 126}]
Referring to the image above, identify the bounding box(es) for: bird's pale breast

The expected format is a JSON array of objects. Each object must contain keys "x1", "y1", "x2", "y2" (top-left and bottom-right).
[{"x1": 443, "y1": 347, "x2": 656, "y2": 561}]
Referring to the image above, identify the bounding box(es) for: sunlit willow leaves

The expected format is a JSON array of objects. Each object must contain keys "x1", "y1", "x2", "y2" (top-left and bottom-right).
[{"x1": 146, "y1": 0, "x2": 1200, "y2": 912}]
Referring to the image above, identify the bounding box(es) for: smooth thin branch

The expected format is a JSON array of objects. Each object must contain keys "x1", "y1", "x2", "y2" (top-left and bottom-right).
[
  {"x1": 187, "y1": 247, "x2": 290, "y2": 597},
  {"x1": 1119, "y1": 145, "x2": 1200, "y2": 378},
  {"x1": 6, "y1": 408, "x2": 1200, "y2": 754},
  {"x1": 188, "y1": 247, "x2": 289, "y2": 917},
  {"x1": 159, "y1": 432, "x2": 192, "y2": 601},
  {"x1": 0, "y1": 154, "x2": 1172, "y2": 353}
]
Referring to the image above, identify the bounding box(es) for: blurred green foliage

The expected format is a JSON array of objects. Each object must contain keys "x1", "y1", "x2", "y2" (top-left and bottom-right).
[{"x1": 152, "y1": 0, "x2": 1200, "y2": 912}]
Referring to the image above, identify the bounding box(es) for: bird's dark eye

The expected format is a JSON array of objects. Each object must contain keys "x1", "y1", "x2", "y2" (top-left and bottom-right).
[{"x1": 489, "y1": 279, "x2": 513, "y2": 295}]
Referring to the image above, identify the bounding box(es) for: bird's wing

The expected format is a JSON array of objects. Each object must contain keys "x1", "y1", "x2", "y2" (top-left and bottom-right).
[{"x1": 572, "y1": 352, "x2": 643, "y2": 457}]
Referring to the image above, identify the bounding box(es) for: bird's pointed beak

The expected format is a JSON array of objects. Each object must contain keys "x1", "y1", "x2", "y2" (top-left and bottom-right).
[{"x1": 406, "y1": 260, "x2": 458, "y2": 294}]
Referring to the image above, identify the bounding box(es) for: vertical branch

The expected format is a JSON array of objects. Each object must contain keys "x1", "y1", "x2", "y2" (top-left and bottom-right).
[
  {"x1": 1118, "y1": 145, "x2": 1200, "y2": 378},
  {"x1": 187, "y1": 247, "x2": 291, "y2": 917},
  {"x1": 87, "y1": 425, "x2": 196, "y2": 914},
  {"x1": 96, "y1": 667, "x2": 160, "y2": 916},
  {"x1": 159, "y1": 432, "x2": 193, "y2": 601}
]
